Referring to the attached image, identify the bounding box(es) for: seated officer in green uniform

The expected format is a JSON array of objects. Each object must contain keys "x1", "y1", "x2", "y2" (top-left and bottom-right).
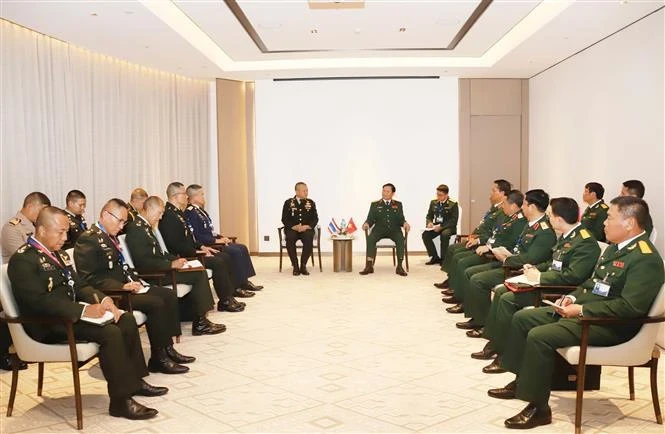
[
  {"x1": 8, "y1": 206, "x2": 168, "y2": 420},
  {"x1": 472, "y1": 198, "x2": 600, "y2": 374},
  {"x1": 620, "y1": 179, "x2": 654, "y2": 236},
  {"x1": 580, "y1": 182, "x2": 608, "y2": 242},
  {"x1": 435, "y1": 179, "x2": 511, "y2": 289},
  {"x1": 489, "y1": 196, "x2": 664, "y2": 430},
  {"x1": 62, "y1": 189, "x2": 88, "y2": 250},
  {"x1": 360, "y1": 183, "x2": 411, "y2": 276},
  {"x1": 455, "y1": 189, "x2": 557, "y2": 331},
  {"x1": 443, "y1": 190, "x2": 526, "y2": 313},
  {"x1": 422, "y1": 184, "x2": 459, "y2": 266}
]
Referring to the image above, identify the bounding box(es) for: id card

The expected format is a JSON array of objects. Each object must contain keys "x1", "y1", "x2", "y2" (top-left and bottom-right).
[
  {"x1": 592, "y1": 280, "x2": 611, "y2": 297},
  {"x1": 551, "y1": 260, "x2": 563, "y2": 271}
]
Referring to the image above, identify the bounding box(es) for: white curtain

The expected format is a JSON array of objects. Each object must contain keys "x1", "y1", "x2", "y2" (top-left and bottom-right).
[{"x1": 0, "y1": 19, "x2": 210, "y2": 222}]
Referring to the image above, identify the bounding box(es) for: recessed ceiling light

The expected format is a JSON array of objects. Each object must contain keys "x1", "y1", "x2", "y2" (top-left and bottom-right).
[
  {"x1": 619, "y1": 0, "x2": 629, "y2": 4},
  {"x1": 310, "y1": 29, "x2": 318, "y2": 34},
  {"x1": 124, "y1": 10, "x2": 134, "y2": 15},
  {"x1": 354, "y1": 28, "x2": 361, "y2": 34},
  {"x1": 90, "y1": 12, "x2": 98, "y2": 16},
  {"x1": 145, "y1": 45, "x2": 150, "y2": 49},
  {"x1": 399, "y1": 27, "x2": 406, "y2": 32}
]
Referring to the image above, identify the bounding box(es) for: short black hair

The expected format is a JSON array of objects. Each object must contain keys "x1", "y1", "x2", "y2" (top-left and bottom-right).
[
  {"x1": 22, "y1": 192, "x2": 51, "y2": 208},
  {"x1": 622, "y1": 180, "x2": 645, "y2": 198},
  {"x1": 383, "y1": 183, "x2": 396, "y2": 193},
  {"x1": 102, "y1": 198, "x2": 128, "y2": 213},
  {"x1": 166, "y1": 182, "x2": 185, "y2": 199},
  {"x1": 494, "y1": 179, "x2": 512, "y2": 196},
  {"x1": 585, "y1": 182, "x2": 604, "y2": 199},
  {"x1": 506, "y1": 190, "x2": 524, "y2": 207},
  {"x1": 35, "y1": 206, "x2": 66, "y2": 229},
  {"x1": 524, "y1": 189, "x2": 549, "y2": 212},
  {"x1": 610, "y1": 196, "x2": 651, "y2": 231},
  {"x1": 550, "y1": 197, "x2": 579, "y2": 225},
  {"x1": 294, "y1": 182, "x2": 307, "y2": 190},
  {"x1": 436, "y1": 184, "x2": 449, "y2": 194},
  {"x1": 66, "y1": 190, "x2": 85, "y2": 203}
]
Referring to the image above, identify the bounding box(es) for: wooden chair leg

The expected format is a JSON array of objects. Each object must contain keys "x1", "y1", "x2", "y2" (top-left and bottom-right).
[
  {"x1": 405, "y1": 246, "x2": 409, "y2": 271},
  {"x1": 650, "y1": 356, "x2": 663, "y2": 424},
  {"x1": 574, "y1": 326, "x2": 590, "y2": 434},
  {"x1": 176, "y1": 335, "x2": 181, "y2": 343},
  {"x1": 311, "y1": 252, "x2": 315, "y2": 267},
  {"x1": 70, "y1": 358, "x2": 83, "y2": 430},
  {"x1": 391, "y1": 248, "x2": 396, "y2": 266},
  {"x1": 318, "y1": 245, "x2": 322, "y2": 272},
  {"x1": 628, "y1": 366, "x2": 635, "y2": 400},
  {"x1": 6, "y1": 355, "x2": 20, "y2": 417},
  {"x1": 37, "y1": 362, "x2": 44, "y2": 396},
  {"x1": 279, "y1": 246, "x2": 283, "y2": 272}
]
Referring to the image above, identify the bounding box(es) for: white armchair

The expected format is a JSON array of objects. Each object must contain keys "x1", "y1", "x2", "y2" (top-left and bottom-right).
[{"x1": 0, "y1": 264, "x2": 99, "y2": 430}]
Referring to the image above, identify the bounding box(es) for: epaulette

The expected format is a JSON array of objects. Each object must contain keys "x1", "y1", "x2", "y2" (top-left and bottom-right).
[
  {"x1": 600, "y1": 203, "x2": 608, "y2": 209},
  {"x1": 540, "y1": 221, "x2": 549, "y2": 230},
  {"x1": 579, "y1": 228, "x2": 591, "y2": 239},
  {"x1": 9, "y1": 218, "x2": 20, "y2": 225},
  {"x1": 186, "y1": 205, "x2": 194, "y2": 211},
  {"x1": 16, "y1": 244, "x2": 28, "y2": 254},
  {"x1": 448, "y1": 199, "x2": 457, "y2": 204},
  {"x1": 639, "y1": 240, "x2": 653, "y2": 254}
]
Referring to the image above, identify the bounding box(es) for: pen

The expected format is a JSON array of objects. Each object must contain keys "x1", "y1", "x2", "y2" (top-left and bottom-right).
[{"x1": 93, "y1": 294, "x2": 100, "y2": 304}]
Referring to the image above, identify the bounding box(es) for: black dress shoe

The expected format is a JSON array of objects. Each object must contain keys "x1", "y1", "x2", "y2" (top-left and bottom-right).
[
  {"x1": 165, "y1": 345, "x2": 196, "y2": 364},
  {"x1": 466, "y1": 328, "x2": 484, "y2": 338},
  {"x1": 359, "y1": 266, "x2": 374, "y2": 275},
  {"x1": 134, "y1": 379, "x2": 169, "y2": 397},
  {"x1": 148, "y1": 356, "x2": 189, "y2": 375},
  {"x1": 217, "y1": 299, "x2": 245, "y2": 312},
  {"x1": 234, "y1": 288, "x2": 255, "y2": 298},
  {"x1": 109, "y1": 397, "x2": 158, "y2": 420},
  {"x1": 192, "y1": 317, "x2": 226, "y2": 336},
  {"x1": 425, "y1": 257, "x2": 441, "y2": 265},
  {"x1": 243, "y1": 280, "x2": 263, "y2": 291},
  {"x1": 441, "y1": 295, "x2": 460, "y2": 304},
  {"x1": 504, "y1": 403, "x2": 552, "y2": 429},
  {"x1": 0, "y1": 353, "x2": 27, "y2": 371},
  {"x1": 441, "y1": 288, "x2": 454, "y2": 296},
  {"x1": 471, "y1": 343, "x2": 497, "y2": 360},
  {"x1": 292, "y1": 267, "x2": 300, "y2": 276},
  {"x1": 483, "y1": 358, "x2": 506, "y2": 374},
  {"x1": 456, "y1": 319, "x2": 481, "y2": 330},
  {"x1": 395, "y1": 265, "x2": 407, "y2": 276},
  {"x1": 488, "y1": 380, "x2": 516, "y2": 399},
  {"x1": 446, "y1": 304, "x2": 464, "y2": 314},
  {"x1": 300, "y1": 266, "x2": 310, "y2": 276},
  {"x1": 433, "y1": 280, "x2": 449, "y2": 289}
]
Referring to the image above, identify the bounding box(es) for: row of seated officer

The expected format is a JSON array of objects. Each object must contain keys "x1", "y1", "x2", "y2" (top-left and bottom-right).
[{"x1": 435, "y1": 177, "x2": 663, "y2": 430}]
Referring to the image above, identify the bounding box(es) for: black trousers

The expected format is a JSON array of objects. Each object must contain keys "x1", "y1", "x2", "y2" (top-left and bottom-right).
[
  {"x1": 43, "y1": 313, "x2": 146, "y2": 400},
  {"x1": 218, "y1": 243, "x2": 256, "y2": 284},
  {"x1": 172, "y1": 270, "x2": 214, "y2": 318},
  {"x1": 285, "y1": 228, "x2": 314, "y2": 268},
  {"x1": 130, "y1": 286, "x2": 181, "y2": 348},
  {"x1": 0, "y1": 322, "x2": 10, "y2": 355},
  {"x1": 203, "y1": 254, "x2": 236, "y2": 299}
]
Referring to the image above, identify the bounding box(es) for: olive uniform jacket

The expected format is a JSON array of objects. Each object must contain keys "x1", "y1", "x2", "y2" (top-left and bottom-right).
[
  {"x1": 503, "y1": 216, "x2": 557, "y2": 269},
  {"x1": 425, "y1": 198, "x2": 459, "y2": 234},
  {"x1": 580, "y1": 200, "x2": 608, "y2": 243},
  {"x1": 364, "y1": 199, "x2": 405, "y2": 232}
]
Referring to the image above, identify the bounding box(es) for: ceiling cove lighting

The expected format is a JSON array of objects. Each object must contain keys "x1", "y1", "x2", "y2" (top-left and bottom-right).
[{"x1": 141, "y1": 0, "x2": 572, "y2": 73}]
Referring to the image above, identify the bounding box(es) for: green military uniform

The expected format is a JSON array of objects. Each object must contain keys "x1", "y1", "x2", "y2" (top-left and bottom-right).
[
  {"x1": 124, "y1": 215, "x2": 214, "y2": 320},
  {"x1": 501, "y1": 233, "x2": 664, "y2": 406},
  {"x1": 485, "y1": 225, "x2": 600, "y2": 354},
  {"x1": 580, "y1": 200, "x2": 608, "y2": 242},
  {"x1": 364, "y1": 199, "x2": 406, "y2": 263},
  {"x1": 449, "y1": 210, "x2": 526, "y2": 301},
  {"x1": 422, "y1": 198, "x2": 459, "y2": 262},
  {"x1": 463, "y1": 216, "x2": 557, "y2": 325},
  {"x1": 7, "y1": 240, "x2": 148, "y2": 400},
  {"x1": 442, "y1": 203, "x2": 503, "y2": 273}
]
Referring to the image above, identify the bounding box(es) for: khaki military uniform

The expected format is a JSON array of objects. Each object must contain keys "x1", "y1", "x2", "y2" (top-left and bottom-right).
[{"x1": 1, "y1": 211, "x2": 34, "y2": 262}]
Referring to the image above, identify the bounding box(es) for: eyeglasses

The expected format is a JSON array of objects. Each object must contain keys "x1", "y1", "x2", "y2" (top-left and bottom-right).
[{"x1": 106, "y1": 210, "x2": 127, "y2": 226}]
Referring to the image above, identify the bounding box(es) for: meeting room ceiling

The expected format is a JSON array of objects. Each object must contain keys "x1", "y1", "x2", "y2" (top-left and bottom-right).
[{"x1": 1, "y1": 0, "x2": 662, "y2": 80}]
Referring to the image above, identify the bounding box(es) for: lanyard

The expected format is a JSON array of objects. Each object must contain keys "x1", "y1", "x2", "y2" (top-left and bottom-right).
[{"x1": 27, "y1": 237, "x2": 76, "y2": 301}]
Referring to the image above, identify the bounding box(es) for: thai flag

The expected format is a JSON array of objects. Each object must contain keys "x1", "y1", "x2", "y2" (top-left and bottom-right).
[{"x1": 328, "y1": 220, "x2": 339, "y2": 235}]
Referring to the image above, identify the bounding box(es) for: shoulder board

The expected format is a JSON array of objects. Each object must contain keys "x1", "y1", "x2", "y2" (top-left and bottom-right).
[
  {"x1": 373, "y1": 200, "x2": 382, "y2": 205},
  {"x1": 539, "y1": 221, "x2": 549, "y2": 230},
  {"x1": 394, "y1": 200, "x2": 402, "y2": 205},
  {"x1": 16, "y1": 244, "x2": 28, "y2": 254},
  {"x1": 9, "y1": 218, "x2": 20, "y2": 225},
  {"x1": 579, "y1": 228, "x2": 591, "y2": 239},
  {"x1": 517, "y1": 213, "x2": 524, "y2": 219},
  {"x1": 186, "y1": 205, "x2": 194, "y2": 211},
  {"x1": 638, "y1": 240, "x2": 653, "y2": 254},
  {"x1": 600, "y1": 203, "x2": 608, "y2": 209},
  {"x1": 448, "y1": 199, "x2": 457, "y2": 204}
]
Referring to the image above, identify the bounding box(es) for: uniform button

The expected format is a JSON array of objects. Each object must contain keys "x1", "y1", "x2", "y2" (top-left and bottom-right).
[{"x1": 600, "y1": 266, "x2": 605, "y2": 269}]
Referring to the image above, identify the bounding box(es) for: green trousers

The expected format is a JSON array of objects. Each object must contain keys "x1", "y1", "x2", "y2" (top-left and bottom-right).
[
  {"x1": 483, "y1": 285, "x2": 539, "y2": 353},
  {"x1": 366, "y1": 228, "x2": 404, "y2": 262},
  {"x1": 501, "y1": 307, "x2": 630, "y2": 405}
]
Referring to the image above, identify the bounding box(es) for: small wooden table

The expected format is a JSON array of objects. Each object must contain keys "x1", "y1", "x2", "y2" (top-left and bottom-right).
[{"x1": 332, "y1": 237, "x2": 353, "y2": 272}]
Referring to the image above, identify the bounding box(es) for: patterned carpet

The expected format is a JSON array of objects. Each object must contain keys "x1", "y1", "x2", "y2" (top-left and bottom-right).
[{"x1": 1, "y1": 255, "x2": 663, "y2": 433}]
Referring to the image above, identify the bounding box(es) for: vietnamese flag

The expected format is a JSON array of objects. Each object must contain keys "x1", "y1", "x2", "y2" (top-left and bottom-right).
[{"x1": 346, "y1": 218, "x2": 358, "y2": 234}]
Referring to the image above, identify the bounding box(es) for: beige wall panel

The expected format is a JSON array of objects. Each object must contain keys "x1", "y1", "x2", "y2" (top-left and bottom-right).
[
  {"x1": 469, "y1": 79, "x2": 523, "y2": 116},
  {"x1": 458, "y1": 79, "x2": 472, "y2": 233}
]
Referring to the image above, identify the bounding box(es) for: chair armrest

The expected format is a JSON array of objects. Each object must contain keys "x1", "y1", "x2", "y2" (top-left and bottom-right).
[
  {"x1": 455, "y1": 234, "x2": 472, "y2": 243},
  {"x1": 100, "y1": 288, "x2": 135, "y2": 311},
  {"x1": 228, "y1": 236, "x2": 237, "y2": 244},
  {"x1": 177, "y1": 267, "x2": 206, "y2": 273},
  {"x1": 0, "y1": 311, "x2": 75, "y2": 326},
  {"x1": 579, "y1": 315, "x2": 665, "y2": 326}
]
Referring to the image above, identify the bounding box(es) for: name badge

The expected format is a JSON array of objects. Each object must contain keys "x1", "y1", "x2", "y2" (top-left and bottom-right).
[
  {"x1": 551, "y1": 260, "x2": 563, "y2": 271},
  {"x1": 487, "y1": 237, "x2": 496, "y2": 244},
  {"x1": 592, "y1": 280, "x2": 611, "y2": 297},
  {"x1": 435, "y1": 216, "x2": 443, "y2": 223}
]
